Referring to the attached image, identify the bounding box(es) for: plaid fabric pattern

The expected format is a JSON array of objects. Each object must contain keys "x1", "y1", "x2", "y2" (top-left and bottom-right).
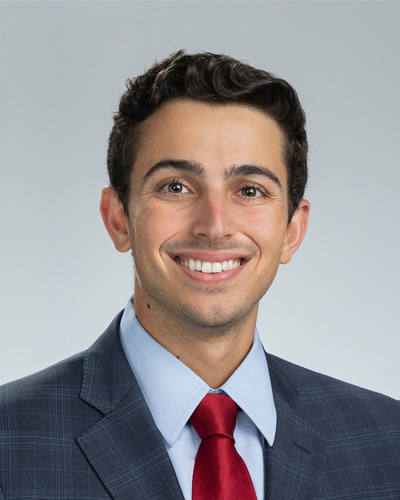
[
  {"x1": 265, "y1": 354, "x2": 400, "y2": 499},
  {"x1": 1, "y1": 311, "x2": 399, "y2": 499}
]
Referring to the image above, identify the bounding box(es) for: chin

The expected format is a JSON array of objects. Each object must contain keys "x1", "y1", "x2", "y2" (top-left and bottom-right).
[{"x1": 175, "y1": 301, "x2": 257, "y2": 335}]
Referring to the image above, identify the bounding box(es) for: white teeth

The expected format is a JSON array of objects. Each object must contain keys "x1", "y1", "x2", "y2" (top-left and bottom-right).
[
  {"x1": 212, "y1": 262, "x2": 222, "y2": 273},
  {"x1": 177, "y1": 258, "x2": 242, "y2": 274},
  {"x1": 201, "y1": 262, "x2": 212, "y2": 273}
]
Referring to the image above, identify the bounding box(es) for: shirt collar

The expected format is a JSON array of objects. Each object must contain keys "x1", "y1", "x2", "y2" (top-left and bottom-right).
[{"x1": 120, "y1": 300, "x2": 276, "y2": 447}]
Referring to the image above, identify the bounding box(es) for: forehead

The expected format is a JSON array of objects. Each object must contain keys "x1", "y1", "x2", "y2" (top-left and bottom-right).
[{"x1": 133, "y1": 99, "x2": 287, "y2": 184}]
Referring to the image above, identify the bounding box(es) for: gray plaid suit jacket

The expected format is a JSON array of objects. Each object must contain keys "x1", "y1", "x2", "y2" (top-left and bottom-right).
[{"x1": 1, "y1": 311, "x2": 399, "y2": 499}]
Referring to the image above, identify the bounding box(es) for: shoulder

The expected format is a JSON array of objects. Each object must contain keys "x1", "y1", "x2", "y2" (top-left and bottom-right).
[
  {"x1": 0, "y1": 342, "x2": 115, "y2": 496},
  {"x1": 0, "y1": 310, "x2": 125, "y2": 418},
  {"x1": 1, "y1": 350, "x2": 85, "y2": 395},
  {"x1": 266, "y1": 352, "x2": 400, "y2": 431},
  {"x1": 0, "y1": 351, "x2": 102, "y2": 429}
]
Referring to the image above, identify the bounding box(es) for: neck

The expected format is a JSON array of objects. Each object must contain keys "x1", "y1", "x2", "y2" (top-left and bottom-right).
[{"x1": 134, "y1": 296, "x2": 258, "y2": 389}]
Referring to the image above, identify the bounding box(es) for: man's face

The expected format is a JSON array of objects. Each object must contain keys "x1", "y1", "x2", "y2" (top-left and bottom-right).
[{"x1": 120, "y1": 100, "x2": 307, "y2": 334}]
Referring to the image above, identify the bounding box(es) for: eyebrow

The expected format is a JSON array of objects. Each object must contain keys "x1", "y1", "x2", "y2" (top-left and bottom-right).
[
  {"x1": 142, "y1": 159, "x2": 206, "y2": 185},
  {"x1": 225, "y1": 164, "x2": 282, "y2": 190},
  {"x1": 142, "y1": 159, "x2": 282, "y2": 190}
]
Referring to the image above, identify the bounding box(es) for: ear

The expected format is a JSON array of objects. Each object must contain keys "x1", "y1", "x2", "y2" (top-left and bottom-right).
[
  {"x1": 280, "y1": 199, "x2": 310, "y2": 264},
  {"x1": 100, "y1": 186, "x2": 132, "y2": 253}
]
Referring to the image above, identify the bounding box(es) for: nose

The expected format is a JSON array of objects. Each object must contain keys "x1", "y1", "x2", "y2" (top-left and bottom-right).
[{"x1": 191, "y1": 191, "x2": 237, "y2": 243}]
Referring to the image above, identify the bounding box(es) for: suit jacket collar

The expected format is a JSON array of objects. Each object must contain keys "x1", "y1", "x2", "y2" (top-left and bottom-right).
[{"x1": 77, "y1": 311, "x2": 184, "y2": 500}]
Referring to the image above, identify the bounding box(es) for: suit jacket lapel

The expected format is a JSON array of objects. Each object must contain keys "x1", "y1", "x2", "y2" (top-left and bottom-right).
[
  {"x1": 264, "y1": 353, "x2": 326, "y2": 500},
  {"x1": 76, "y1": 312, "x2": 184, "y2": 500}
]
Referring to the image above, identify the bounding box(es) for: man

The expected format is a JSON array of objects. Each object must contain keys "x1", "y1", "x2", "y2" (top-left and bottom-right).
[{"x1": 0, "y1": 51, "x2": 399, "y2": 499}]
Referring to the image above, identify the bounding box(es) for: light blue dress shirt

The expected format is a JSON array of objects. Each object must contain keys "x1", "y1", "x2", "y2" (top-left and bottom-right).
[{"x1": 120, "y1": 300, "x2": 277, "y2": 500}]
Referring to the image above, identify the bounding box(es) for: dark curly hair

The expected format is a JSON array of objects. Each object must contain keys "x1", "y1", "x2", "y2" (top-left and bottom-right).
[{"x1": 107, "y1": 50, "x2": 308, "y2": 221}]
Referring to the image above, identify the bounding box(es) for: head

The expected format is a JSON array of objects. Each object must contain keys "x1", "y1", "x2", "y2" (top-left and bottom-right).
[
  {"x1": 101, "y1": 52, "x2": 310, "y2": 344},
  {"x1": 107, "y1": 50, "x2": 308, "y2": 222}
]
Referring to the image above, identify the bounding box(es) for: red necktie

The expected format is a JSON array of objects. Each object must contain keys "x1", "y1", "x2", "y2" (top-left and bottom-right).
[{"x1": 190, "y1": 393, "x2": 257, "y2": 500}]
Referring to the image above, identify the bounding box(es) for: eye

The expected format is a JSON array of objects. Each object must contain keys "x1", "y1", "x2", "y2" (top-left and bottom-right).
[
  {"x1": 168, "y1": 182, "x2": 187, "y2": 193},
  {"x1": 241, "y1": 186, "x2": 258, "y2": 197},
  {"x1": 160, "y1": 180, "x2": 190, "y2": 195},
  {"x1": 238, "y1": 184, "x2": 266, "y2": 199}
]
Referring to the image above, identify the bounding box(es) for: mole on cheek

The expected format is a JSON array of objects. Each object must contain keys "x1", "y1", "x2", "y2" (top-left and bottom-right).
[{"x1": 147, "y1": 303, "x2": 151, "y2": 309}]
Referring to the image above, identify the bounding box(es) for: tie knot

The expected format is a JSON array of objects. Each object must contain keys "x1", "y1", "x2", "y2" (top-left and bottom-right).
[{"x1": 190, "y1": 394, "x2": 237, "y2": 441}]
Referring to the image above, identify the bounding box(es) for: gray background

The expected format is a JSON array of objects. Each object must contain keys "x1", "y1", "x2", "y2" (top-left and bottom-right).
[{"x1": 1, "y1": 1, "x2": 399, "y2": 399}]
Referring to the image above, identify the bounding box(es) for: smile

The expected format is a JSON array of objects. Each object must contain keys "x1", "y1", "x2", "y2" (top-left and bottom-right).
[{"x1": 175, "y1": 257, "x2": 243, "y2": 274}]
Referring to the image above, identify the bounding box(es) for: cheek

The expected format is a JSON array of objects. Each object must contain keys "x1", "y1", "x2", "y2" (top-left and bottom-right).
[
  {"x1": 241, "y1": 207, "x2": 286, "y2": 239},
  {"x1": 241, "y1": 211, "x2": 287, "y2": 264},
  {"x1": 131, "y1": 203, "x2": 187, "y2": 252}
]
